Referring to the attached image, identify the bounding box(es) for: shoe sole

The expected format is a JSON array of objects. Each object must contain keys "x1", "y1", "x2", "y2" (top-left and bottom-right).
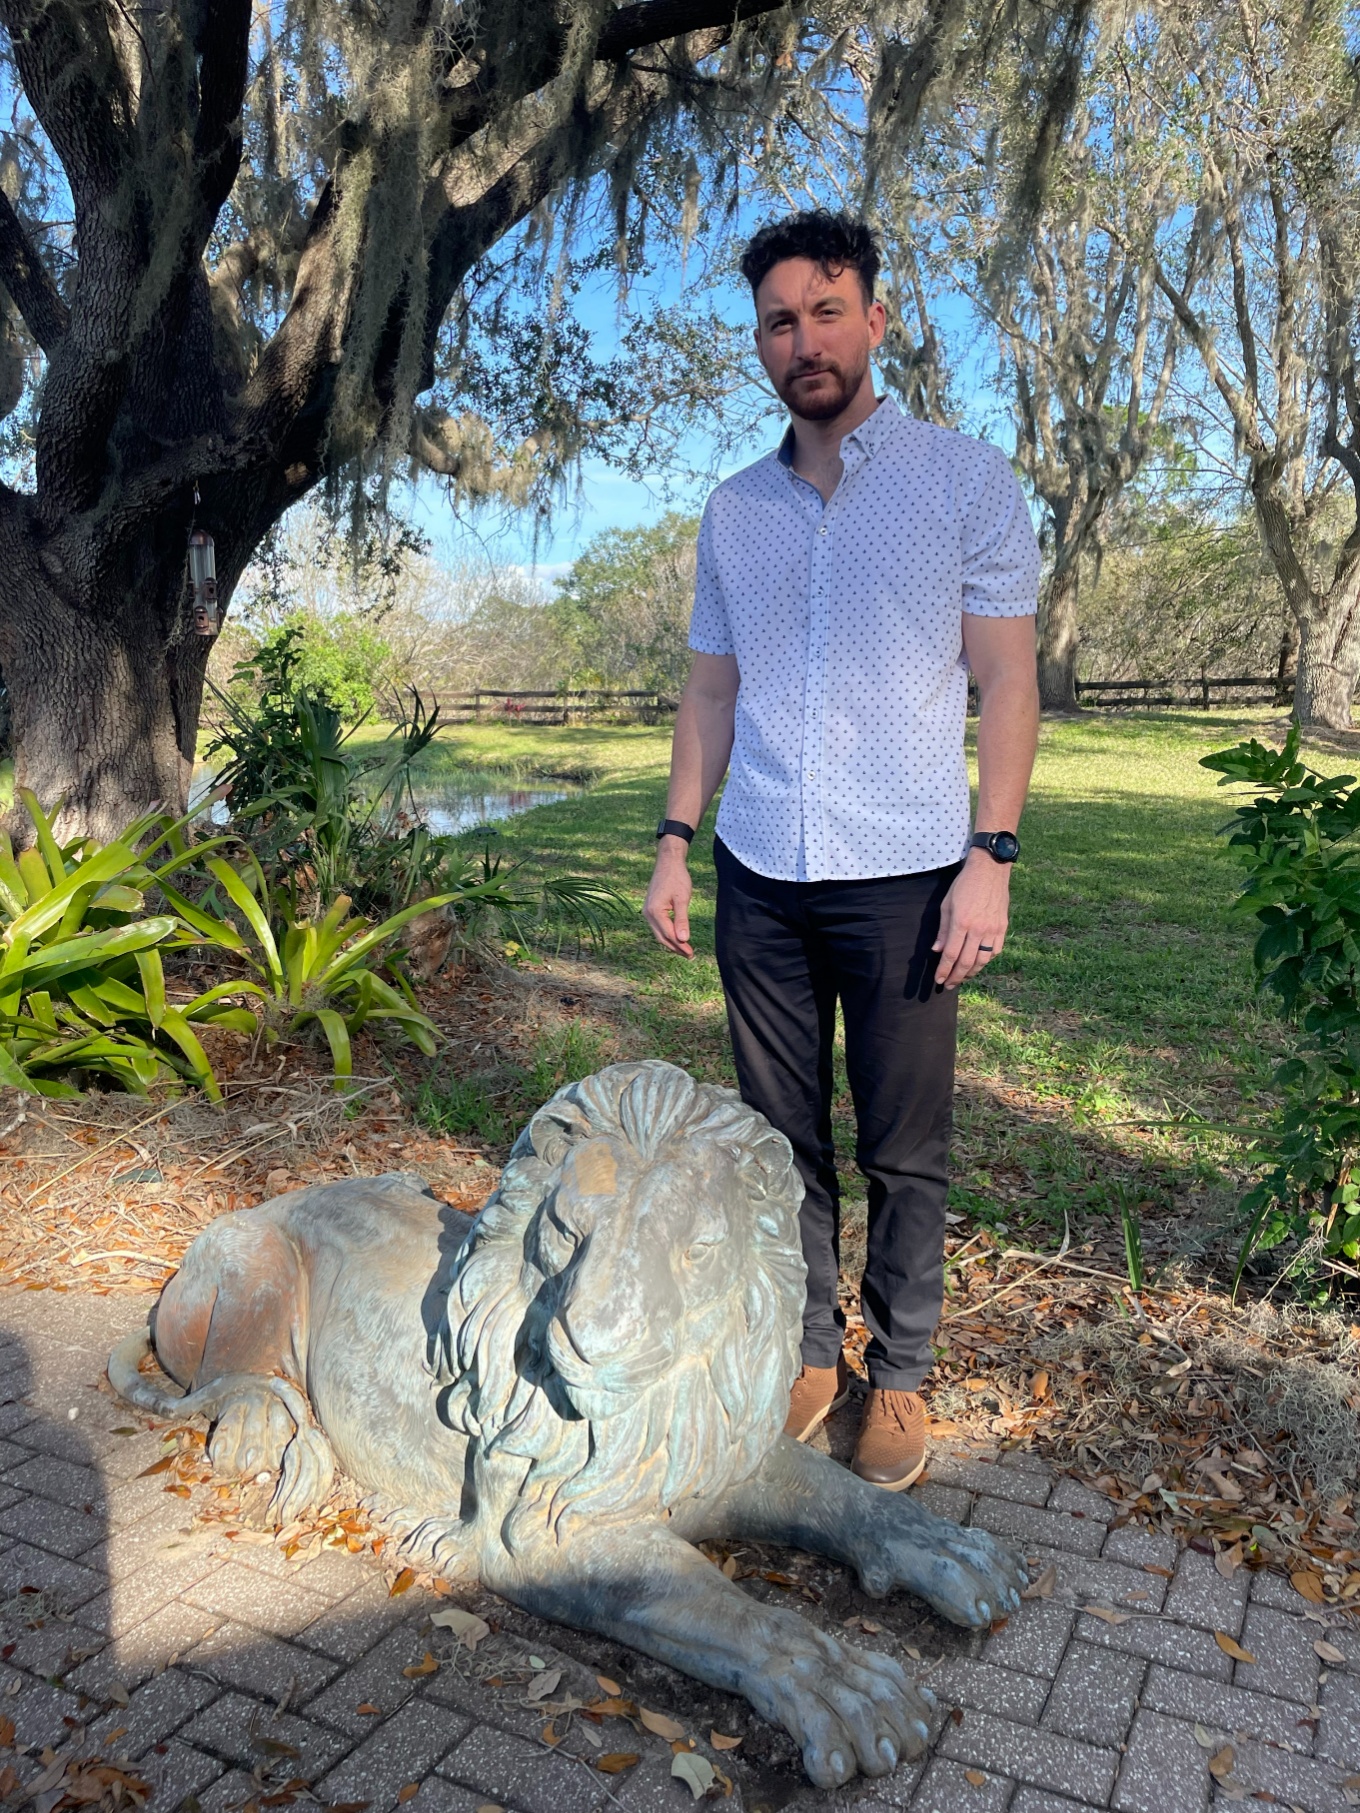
[
  {"x1": 788, "y1": 1386, "x2": 851, "y2": 1444},
  {"x1": 852, "y1": 1453, "x2": 927, "y2": 1491}
]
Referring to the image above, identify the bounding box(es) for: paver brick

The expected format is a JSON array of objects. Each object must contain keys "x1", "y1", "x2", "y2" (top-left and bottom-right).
[
  {"x1": 983, "y1": 1600, "x2": 1076, "y2": 1676},
  {"x1": 1248, "y1": 1568, "x2": 1313, "y2": 1612},
  {"x1": 1113, "y1": 1710, "x2": 1209, "y2": 1813},
  {"x1": 1041, "y1": 1640, "x2": 1144, "y2": 1747},
  {"x1": 439, "y1": 1722, "x2": 604, "y2": 1813},
  {"x1": 197, "y1": 1766, "x2": 266, "y2": 1811},
  {"x1": 186, "y1": 1561, "x2": 336, "y2": 1642},
  {"x1": 1010, "y1": 1794, "x2": 1105, "y2": 1813},
  {"x1": 929, "y1": 1452, "x2": 1052, "y2": 1507},
  {"x1": 972, "y1": 1495, "x2": 1107, "y2": 1558},
  {"x1": 86, "y1": 1664, "x2": 220, "y2": 1757},
  {"x1": 1025, "y1": 1544, "x2": 1169, "y2": 1611},
  {"x1": 67, "y1": 1600, "x2": 218, "y2": 1698},
  {"x1": 911, "y1": 1481, "x2": 971, "y2": 1524},
  {"x1": 96, "y1": 1548, "x2": 225, "y2": 1636},
  {"x1": 1101, "y1": 1525, "x2": 1178, "y2": 1573},
  {"x1": 0, "y1": 1538, "x2": 104, "y2": 1613},
  {"x1": 304, "y1": 1618, "x2": 434, "y2": 1735},
  {"x1": 939, "y1": 1706, "x2": 1120, "y2": 1803},
  {"x1": 911, "y1": 1756, "x2": 1014, "y2": 1810},
  {"x1": 1318, "y1": 1671, "x2": 1360, "y2": 1769},
  {"x1": 181, "y1": 1689, "x2": 354, "y2": 1783},
  {"x1": 315, "y1": 1695, "x2": 473, "y2": 1812},
  {"x1": 8, "y1": 1672, "x2": 85, "y2": 1750},
  {"x1": 2, "y1": 1617, "x2": 105, "y2": 1683},
  {"x1": 133, "y1": 1738, "x2": 225, "y2": 1807},
  {"x1": 595, "y1": 1748, "x2": 749, "y2": 1812},
  {"x1": 384, "y1": 1779, "x2": 520, "y2": 1813},
  {"x1": 0, "y1": 1490, "x2": 102, "y2": 1558},
  {"x1": 1047, "y1": 1479, "x2": 1117, "y2": 1523},
  {"x1": 1077, "y1": 1608, "x2": 1234, "y2": 1680},
  {"x1": 1142, "y1": 1659, "x2": 1317, "y2": 1748},
  {"x1": 1220, "y1": 1732, "x2": 1360, "y2": 1813},
  {"x1": 1235, "y1": 1603, "x2": 1322, "y2": 1704},
  {"x1": 185, "y1": 1619, "x2": 341, "y2": 1707},
  {"x1": 1163, "y1": 1550, "x2": 1248, "y2": 1638},
  {"x1": 2, "y1": 1453, "x2": 106, "y2": 1511},
  {"x1": 295, "y1": 1573, "x2": 426, "y2": 1663},
  {"x1": 929, "y1": 1658, "x2": 1050, "y2": 1724}
]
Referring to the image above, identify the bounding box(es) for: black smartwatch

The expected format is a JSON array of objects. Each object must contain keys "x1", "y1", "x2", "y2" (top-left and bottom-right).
[
  {"x1": 656, "y1": 818, "x2": 695, "y2": 844},
  {"x1": 971, "y1": 830, "x2": 1020, "y2": 864}
]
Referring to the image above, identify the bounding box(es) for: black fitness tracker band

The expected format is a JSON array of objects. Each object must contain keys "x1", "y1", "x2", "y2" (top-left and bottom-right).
[{"x1": 656, "y1": 819, "x2": 696, "y2": 843}]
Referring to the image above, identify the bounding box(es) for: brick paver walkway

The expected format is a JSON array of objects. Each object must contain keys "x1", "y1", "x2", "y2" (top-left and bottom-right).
[{"x1": 0, "y1": 1286, "x2": 1353, "y2": 1813}]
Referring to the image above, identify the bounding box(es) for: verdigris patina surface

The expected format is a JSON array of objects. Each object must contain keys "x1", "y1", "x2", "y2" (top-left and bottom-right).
[{"x1": 108, "y1": 1060, "x2": 1026, "y2": 1788}]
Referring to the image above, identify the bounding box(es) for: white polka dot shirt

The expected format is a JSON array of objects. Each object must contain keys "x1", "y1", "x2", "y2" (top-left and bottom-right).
[{"x1": 688, "y1": 397, "x2": 1040, "y2": 882}]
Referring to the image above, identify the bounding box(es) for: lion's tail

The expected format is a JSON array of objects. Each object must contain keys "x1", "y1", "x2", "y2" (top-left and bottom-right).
[
  {"x1": 107, "y1": 1327, "x2": 293, "y2": 1425},
  {"x1": 107, "y1": 1328, "x2": 194, "y2": 1418}
]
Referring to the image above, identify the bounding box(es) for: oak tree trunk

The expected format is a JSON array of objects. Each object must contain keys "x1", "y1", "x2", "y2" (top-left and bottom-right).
[
  {"x1": 1294, "y1": 605, "x2": 1360, "y2": 731},
  {"x1": 1036, "y1": 558, "x2": 1081, "y2": 712},
  {"x1": 0, "y1": 541, "x2": 215, "y2": 839}
]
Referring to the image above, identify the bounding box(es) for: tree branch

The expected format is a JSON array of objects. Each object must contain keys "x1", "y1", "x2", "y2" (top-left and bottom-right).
[{"x1": 0, "y1": 189, "x2": 67, "y2": 351}]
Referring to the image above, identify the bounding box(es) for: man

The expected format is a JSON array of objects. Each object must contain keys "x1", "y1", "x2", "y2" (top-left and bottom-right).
[{"x1": 643, "y1": 210, "x2": 1040, "y2": 1490}]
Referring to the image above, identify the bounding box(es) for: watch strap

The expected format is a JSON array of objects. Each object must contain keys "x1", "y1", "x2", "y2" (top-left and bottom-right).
[
  {"x1": 971, "y1": 830, "x2": 1020, "y2": 862},
  {"x1": 657, "y1": 818, "x2": 696, "y2": 844}
]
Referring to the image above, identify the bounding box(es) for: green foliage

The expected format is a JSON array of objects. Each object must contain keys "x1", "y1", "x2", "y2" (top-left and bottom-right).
[
  {"x1": 0, "y1": 793, "x2": 252, "y2": 1099},
  {"x1": 1202, "y1": 727, "x2": 1360, "y2": 1287},
  {"x1": 547, "y1": 514, "x2": 698, "y2": 694},
  {"x1": 181, "y1": 850, "x2": 504, "y2": 1085}
]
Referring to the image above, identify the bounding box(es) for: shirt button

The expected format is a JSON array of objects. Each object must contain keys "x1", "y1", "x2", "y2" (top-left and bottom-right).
[{"x1": 818, "y1": 527, "x2": 827, "y2": 535}]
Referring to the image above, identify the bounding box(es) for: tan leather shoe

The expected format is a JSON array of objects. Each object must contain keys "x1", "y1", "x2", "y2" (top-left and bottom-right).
[
  {"x1": 783, "y1": 1357, "x2": 850, "y2": 1441},
  {"x1": 852, "y1": 1388, "x2": 926, "y2": 1490}
]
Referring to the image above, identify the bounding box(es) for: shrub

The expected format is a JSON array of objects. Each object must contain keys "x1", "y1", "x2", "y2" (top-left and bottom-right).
[
  {"x1": 1202, "y1": 727, "x2": 1360, "y2": 1288},
  {"x1": 0, "y1": 792, "x2": 252, "y2": 1098}
]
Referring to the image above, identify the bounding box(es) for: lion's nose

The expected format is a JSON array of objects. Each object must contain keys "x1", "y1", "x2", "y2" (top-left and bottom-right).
[{"x1": 552, "y1": 1259, "x2": 681, "y2": 1379}]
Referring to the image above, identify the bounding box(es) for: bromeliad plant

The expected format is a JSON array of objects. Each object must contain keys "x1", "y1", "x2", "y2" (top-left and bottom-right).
[
  {"x1": 173, "y1": 849, "x2": 511, "y2": 1083},
  {"x1": 1203, "y1": 727, "x2": 1360, "y2": 1289},
  {"x1": 0, "y1": 792, "x2": 252, "y2": 1098}
]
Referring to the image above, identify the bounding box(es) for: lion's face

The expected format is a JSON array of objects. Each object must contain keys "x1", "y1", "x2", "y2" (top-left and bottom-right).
[
  {"x1": 530, "y1": 1130, "x2": 749, "y2": 1422},
  {"x1": 443, "y1": 1062, "x2": 808, "y2": 1528}
]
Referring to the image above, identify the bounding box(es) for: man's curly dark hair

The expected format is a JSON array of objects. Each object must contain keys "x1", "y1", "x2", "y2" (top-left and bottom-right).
[{"x1": 740, "y1": 210, "x2": 880, "y2": 304}]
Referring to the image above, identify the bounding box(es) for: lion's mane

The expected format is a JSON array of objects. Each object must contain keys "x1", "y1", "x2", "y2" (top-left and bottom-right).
[{"x1": 431, "y1": 1061, "x2": 806, "y2": 1552}]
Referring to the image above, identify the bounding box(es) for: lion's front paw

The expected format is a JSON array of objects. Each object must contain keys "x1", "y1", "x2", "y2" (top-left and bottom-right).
[
  {"x1": 750, "y1": 1620, "x2": 932, "y2": 1790},
  {"x1": 857, "y1": 1510, "x2": 1029, "y2": 1627}
]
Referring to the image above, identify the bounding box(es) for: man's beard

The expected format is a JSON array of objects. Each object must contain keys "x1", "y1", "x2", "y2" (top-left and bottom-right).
[{"x1": 776, "y1": 349, "x2": 871, "y2": 422}]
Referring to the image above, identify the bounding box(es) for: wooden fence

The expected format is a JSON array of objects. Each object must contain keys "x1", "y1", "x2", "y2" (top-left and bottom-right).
[
  {"x1": 440, "y1": 677, "x2": 1290, "y2": 722},
  {"x1": 1073, "y1": 674, "x2": 1291, "y2": 710},
  {"x1": 441, "y1": 688, "x2": 678, "y2": 724}
]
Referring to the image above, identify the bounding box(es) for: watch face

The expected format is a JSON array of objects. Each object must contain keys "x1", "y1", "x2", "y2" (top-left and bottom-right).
[{"x1": 991, "y1": 831, "x2": 1020, "y2": 862}]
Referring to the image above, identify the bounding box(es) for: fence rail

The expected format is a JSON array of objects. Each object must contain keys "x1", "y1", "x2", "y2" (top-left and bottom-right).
[
  {"x1": 436, "y1": 677, "x2": 1291, "y2": 723},
  {"x1": 440, "y1": 688, "x2": 678, "y2": 724},
  {"x1": 1073, "y1": 674, "x2": 1291, "y2": 710}
]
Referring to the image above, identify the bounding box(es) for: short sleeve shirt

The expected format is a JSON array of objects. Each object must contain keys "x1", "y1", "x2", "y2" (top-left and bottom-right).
[{"x1": 689, "y1": 397, "x2": 1040, "y2": 882}]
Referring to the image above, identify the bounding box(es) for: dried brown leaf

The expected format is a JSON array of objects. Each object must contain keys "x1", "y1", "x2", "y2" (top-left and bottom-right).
[
  {"x1": 1214, "y1": 1632, "x2": 1256, "y2": 1663},
  {"x1": 639, "y1": 1708, "x2": 686, "y2": 1741}
]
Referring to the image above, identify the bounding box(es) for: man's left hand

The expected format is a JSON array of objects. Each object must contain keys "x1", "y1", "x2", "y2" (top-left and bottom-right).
[{"x1": 933, "y1": 851, "x2": 1012, "y2": 989}]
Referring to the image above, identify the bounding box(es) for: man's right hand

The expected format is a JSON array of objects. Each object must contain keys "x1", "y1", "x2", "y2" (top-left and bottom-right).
[{"x1": 644, "y1": 842, "x2": 695, "y2": 957}]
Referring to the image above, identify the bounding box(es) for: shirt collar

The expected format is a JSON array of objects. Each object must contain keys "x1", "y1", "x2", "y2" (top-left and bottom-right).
[{"x1": 774, "y1": 395, "x2": 905, "y2": 469}]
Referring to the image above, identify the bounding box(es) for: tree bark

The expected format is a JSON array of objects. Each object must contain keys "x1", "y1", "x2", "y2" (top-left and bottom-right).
[
  {"x1": 0, "y1": 533, "x2": 205, "y2": 839},
  {"x1": 1294, "y1": 601, "x2": 1360, "y2": 731},
  {"x1": 1036, "y1": 557, "x2": 1081, "y2": 711}
]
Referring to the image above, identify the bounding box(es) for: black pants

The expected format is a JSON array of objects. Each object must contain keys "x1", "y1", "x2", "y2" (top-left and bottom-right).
[{"x1": 713, "y1": 838, "x2": 959, "y2": 1391}]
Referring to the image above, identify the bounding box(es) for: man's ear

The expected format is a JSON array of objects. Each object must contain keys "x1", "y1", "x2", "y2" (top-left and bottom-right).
[{"x1": 868, "y1": 298, "x2": 887, "y2": 349}]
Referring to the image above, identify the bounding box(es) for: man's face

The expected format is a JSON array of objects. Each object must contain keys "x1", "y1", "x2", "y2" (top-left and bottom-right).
[{"x1": 753, "y1": 258, "x2": 886, "y2": 422}]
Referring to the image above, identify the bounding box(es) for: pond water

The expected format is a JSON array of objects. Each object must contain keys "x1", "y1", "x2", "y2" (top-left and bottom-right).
[
  {"x1": 408, "y1": 777, "x2": 576, "y2": 836},
  {"x1": 189, "y1": 765, "x2": 576, "y2": 836}
]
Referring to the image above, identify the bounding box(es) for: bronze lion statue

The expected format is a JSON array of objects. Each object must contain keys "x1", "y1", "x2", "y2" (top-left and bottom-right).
[{"x1": 108, "y1": 1060, "x2": 1026, "y2": 1789}]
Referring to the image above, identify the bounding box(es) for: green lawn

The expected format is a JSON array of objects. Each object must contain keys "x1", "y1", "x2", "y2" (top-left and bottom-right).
[{"x1": 393, "y1": 708, "x2": 1316, "y2": 1279}]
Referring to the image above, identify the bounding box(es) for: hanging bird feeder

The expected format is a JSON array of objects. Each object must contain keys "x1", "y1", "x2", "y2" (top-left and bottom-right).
[{"x1": 188, "y1": 529, "x2": 218, "y2": 635}]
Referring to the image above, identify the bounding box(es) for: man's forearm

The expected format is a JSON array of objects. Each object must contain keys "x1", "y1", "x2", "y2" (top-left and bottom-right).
[
  {"x1": 973, "y1": 672, "x2": 1039, "y2": 834},
  {"x1": 664, "y1": 686, "x2": 736, "y2": 830}
]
